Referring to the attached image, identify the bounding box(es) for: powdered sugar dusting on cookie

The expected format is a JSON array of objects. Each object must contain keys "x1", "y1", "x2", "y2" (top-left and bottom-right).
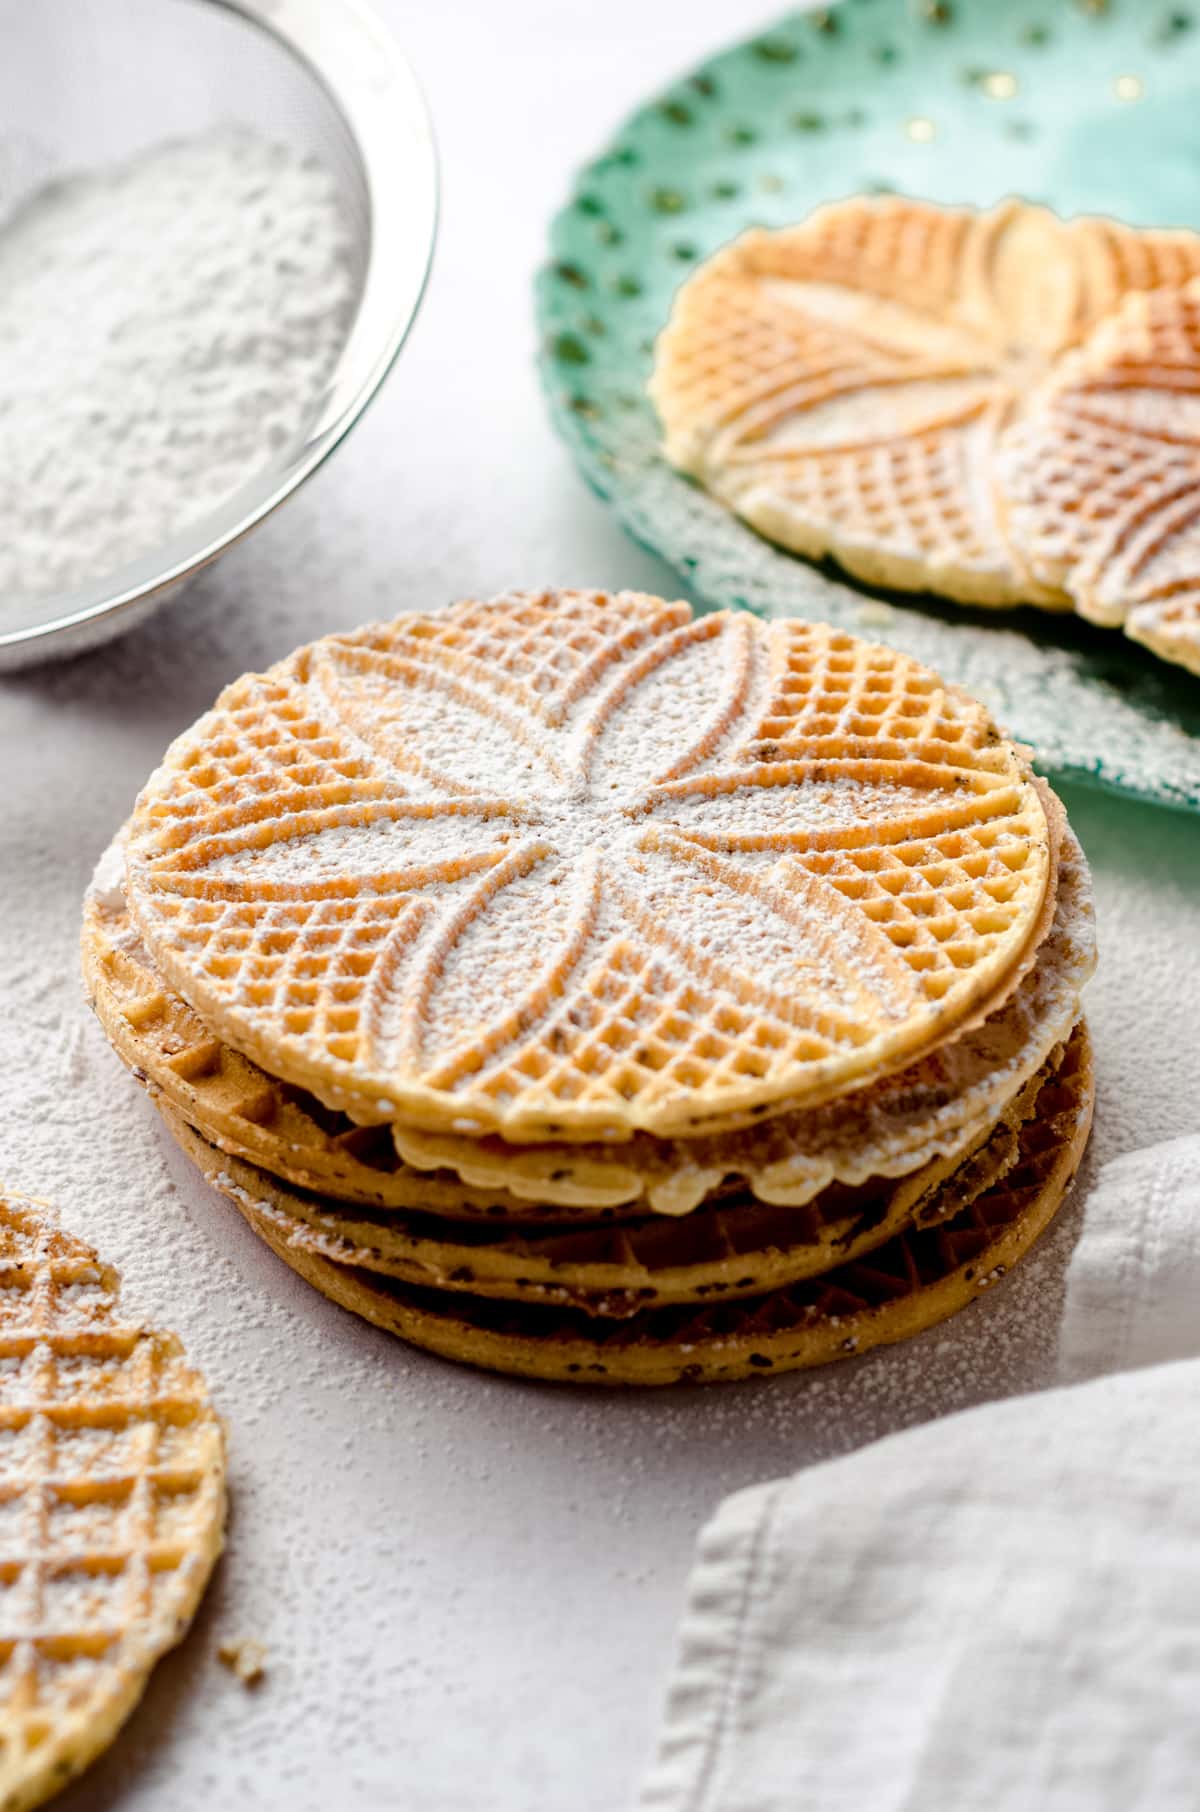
[{"x1": 123, "y1": 593, "x2": 1053, "y2": 1139}]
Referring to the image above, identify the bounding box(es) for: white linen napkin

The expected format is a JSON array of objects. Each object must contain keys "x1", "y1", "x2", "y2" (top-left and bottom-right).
[
  {"x1": 1058, "y1": 1133, "x2": 1200, "y2": 1382},
  {"x1": 638, "y1": 1136, "x2": 1200, "y2": 1812}
]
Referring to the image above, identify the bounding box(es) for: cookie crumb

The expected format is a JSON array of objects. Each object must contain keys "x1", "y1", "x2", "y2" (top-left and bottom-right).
[{"x1": 218, "y1": 1637, "x2": 267, "y2": 1686}]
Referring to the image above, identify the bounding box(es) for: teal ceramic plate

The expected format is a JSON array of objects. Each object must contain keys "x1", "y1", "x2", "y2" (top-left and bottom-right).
[{"x1": 537, "y1": 0, "x2": 1200, "y2": 811}]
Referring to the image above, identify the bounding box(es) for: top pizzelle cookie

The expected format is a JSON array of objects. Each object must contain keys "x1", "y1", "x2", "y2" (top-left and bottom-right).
[
  {"x1": 124, "y1": 590, "x2": 1052, "y2": 1141},
  {"x1": 650, "y1": 196, "x2": 1200, "y2": 608}
]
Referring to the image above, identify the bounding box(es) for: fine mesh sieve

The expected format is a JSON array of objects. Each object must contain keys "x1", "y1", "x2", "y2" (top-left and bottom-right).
[{"x1": 0, "y1": 0, "x2": 436, "y2": 667}]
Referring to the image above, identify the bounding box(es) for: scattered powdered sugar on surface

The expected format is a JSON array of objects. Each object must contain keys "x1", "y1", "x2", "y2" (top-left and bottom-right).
[
  {"x1": 4, "y1": 659, "x2": 1200, "y2": 1812},
  {"x1": 0, "y1": 34, "x2": 1193, "y2": 1791},
  {"x1": 0, "y1": 550, "x2": 1132, "y2": 1812},
  {"x1": 0, "y1": 127, "x2": 354, "y2": 617}
]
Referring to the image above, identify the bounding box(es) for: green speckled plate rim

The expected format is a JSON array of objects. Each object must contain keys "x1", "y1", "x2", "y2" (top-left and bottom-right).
[{"x1": 535, "y1": 0, "x2": 1200, "y2": 813}]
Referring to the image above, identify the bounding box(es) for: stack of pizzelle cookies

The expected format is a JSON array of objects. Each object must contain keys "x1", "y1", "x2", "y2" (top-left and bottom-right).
[
  {"x1": 651, "y1": 195, "x2": 1200, "y2": 675},
  {"x1": 83, "y1": 589, "x2": 1096, "y2": 1386}
]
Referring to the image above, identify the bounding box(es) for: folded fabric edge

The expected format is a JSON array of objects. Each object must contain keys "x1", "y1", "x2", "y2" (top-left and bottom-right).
[
  {"x1": 634, "y1": 1356, "x2": 1200, "y2": 1812},
  {"x1": 637, "y1": 1480, "x2": 784, "y2": 1812},
  {"x1": 1057, "y1": 1133, "x2": 1200, "y2": 1383}
]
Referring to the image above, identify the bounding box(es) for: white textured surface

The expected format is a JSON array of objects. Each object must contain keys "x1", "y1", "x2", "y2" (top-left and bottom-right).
[{"x1": 0, "y1": 3, "x2": 1197, "y2": 1809}]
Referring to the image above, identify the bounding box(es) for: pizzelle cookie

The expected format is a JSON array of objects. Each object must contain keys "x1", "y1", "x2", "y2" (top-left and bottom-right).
[
  {"x1": 391, "y1": 817, "x2": 1089, "y2": 1213},
  {"x1": 154, "y1": 1071, "x2": 1036, "y2": 1317},
  {"x1": 82, "y1": 889, "x2": 551, "y2": 1222},
  {"x1": 93, "y1": 593, "x2": 1095, "y2": 1387},
  {"x1": 651, "y1": 196, "x2": 1200, "y2": 611},
  {"x1": 82, "y1": 818, "x2": 1090, "y2": 1221},
  {"x1": 0, "y1": 1191, "x2": 225, "y2": 1811},
  {"x1": 186, "y1": 1025, "x2": 1093, "y2": 1385},
  {"x1": 1000, "y1": 278, "x2": 1200, "y2": 676},
  {"x1": 123, "y1": 591, "x2": 1055, "y2": 1142}
]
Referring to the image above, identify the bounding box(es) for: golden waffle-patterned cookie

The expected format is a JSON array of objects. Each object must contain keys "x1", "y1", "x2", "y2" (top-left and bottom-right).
[
  {"x1": 191, "y1": 1024, "x2": 1092, "y2": 1385},
  {"x1": 0, "y1": 1192, "x2": 225, "y2": 1811},
  {"x1": 82, "y1": 890, "x2": 547, "y2": 1222},
  {"x1": 123, "y1": 593, "x2": 1055, "y2": 1142},
  {"x1": 651, "y1": 197, "x2": 1200, "y2": 606},
  {"x1": 1000, "y1": 279, "x2": 1200, "y2": 676},
  {"x1": 83, "y1": 817, "x2": 1088, "y2": 1220},
  {"x1": 155, "y1": 1071, "x2": 1035, "y2": 1317},
  {"x1": 392, "y1": 813, "x2": 1088, "y2": 1213}
]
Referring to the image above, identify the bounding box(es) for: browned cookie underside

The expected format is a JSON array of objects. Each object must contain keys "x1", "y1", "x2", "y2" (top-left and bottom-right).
[{"x1": 174, "y1": 1024, "x2": 1092, "y2": 1385}]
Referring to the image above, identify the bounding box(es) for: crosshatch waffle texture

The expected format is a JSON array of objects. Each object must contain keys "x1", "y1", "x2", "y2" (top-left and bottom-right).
[
  {"x1": 0, "y1": 1193, "x2": 224, "y2": 1812},
  {"x1": 82, "y1": 822, "x2": 1091, "y2": 1220},
  {"x1": 123, "y1": 591, "x2": 1055, "y2": 1142},
  {"x1": 188, "y1": 1025, "x2": 1093, "y2": 1386},
  {"x1": 650, "y1": 196, "x2": 1200, "y2": 628},
  {"x1": 390, "y1": 815, "x2": 1088, "y2": 1212},
  {"x1": 1001, "y1": 278, "x2": 1200, "y2": 676},
  {"x1": 81, "y1": 893, "x2": 551, "y2": 1221}
]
